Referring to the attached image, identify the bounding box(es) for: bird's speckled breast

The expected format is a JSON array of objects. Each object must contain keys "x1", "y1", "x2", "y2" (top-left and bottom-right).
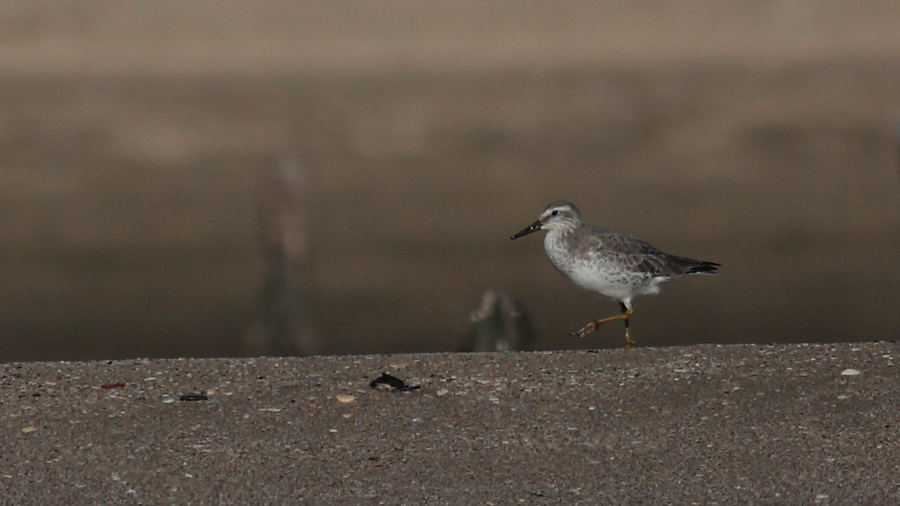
[{"x1": 543, "y1": 229, "x2": 586, "y2": 273}]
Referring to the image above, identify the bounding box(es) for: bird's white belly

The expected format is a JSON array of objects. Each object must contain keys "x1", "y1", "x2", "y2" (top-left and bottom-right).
[
  {"x1": 549, "y1": 252, "x2": 663, "y2": 300},
  {"x1": 563, "y1": 261, "x2": 641, "y2": 299}
]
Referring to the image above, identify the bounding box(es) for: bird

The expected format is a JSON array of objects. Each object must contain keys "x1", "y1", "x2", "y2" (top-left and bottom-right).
[{"x1": 511, "y1": 200, "x2": 719, "y2": 347}]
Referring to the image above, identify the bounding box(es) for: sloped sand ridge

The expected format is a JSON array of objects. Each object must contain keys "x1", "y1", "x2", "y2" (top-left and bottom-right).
[{"x1": 2, "y1": 344, "x2": 898, "y2": 503}]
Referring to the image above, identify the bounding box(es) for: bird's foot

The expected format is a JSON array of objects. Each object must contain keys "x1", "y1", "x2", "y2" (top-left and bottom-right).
[{"x1": 570, "y1": 322, "x2": 599, "y2": 338}]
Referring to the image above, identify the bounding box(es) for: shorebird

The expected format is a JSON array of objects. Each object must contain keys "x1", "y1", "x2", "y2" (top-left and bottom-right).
[{"x1": 511, "y1": 200, "x2": 719, "y2": 347}]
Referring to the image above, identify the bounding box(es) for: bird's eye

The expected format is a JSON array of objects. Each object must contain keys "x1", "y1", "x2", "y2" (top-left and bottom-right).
[{"x1": 551, "y1": 210, "x2": 558, "y2": 216}]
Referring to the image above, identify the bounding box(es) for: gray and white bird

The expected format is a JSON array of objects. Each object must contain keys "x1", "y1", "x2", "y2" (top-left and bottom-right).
[{"x1": 511, "y1": 200, "x2": 719, "y2": 347}]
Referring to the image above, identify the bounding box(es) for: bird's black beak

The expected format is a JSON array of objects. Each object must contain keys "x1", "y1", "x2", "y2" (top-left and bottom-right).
[{"x1": 511, "y1": 220, "x2": 542, "y2": 240}]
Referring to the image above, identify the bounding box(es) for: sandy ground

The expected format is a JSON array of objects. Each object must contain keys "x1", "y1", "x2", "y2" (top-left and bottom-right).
[
  {"x1": 0, "y1": 3, "x2": 899, "y2": 360},
  {"x1": 2, "y1": 344, "x2": 899, "y2": 504}
]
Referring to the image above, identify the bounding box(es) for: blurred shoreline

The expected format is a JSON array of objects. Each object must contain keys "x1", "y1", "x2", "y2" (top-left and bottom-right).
[{"x1": 2, "y1": 1, "x2": 900, "y2": 78}]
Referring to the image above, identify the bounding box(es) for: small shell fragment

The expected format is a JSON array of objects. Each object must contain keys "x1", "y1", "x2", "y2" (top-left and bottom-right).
[
  {"x1": 336, "y1": 394, "x2": 356, "y2": 404},
  {"x1": 179, "y1": 393, "x2": 208, "y2": 402},
  {"x1": 840, "y1": 369, "x2": 861, "y2": 377},
  {"x1": 22, "y1": 426, "x2": 37, "y2": 433}
]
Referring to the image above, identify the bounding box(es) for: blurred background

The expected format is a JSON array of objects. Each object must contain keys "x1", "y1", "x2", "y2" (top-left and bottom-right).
[{"x1": 1, "y1": 1, "x2": 899, "y2": 361}]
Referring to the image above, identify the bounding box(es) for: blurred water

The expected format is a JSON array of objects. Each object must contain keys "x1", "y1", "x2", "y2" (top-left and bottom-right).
[{"x1": 1, "y1": 64, "x2": 899, "y2": 361}]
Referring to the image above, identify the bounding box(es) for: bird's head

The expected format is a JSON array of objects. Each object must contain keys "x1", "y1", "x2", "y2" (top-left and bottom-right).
[{"x1": 511, "y1": 200, "x2": 582, "y2": 239}]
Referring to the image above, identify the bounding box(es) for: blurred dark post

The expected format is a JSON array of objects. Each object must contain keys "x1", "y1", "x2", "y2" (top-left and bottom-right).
[
  {"x1": 465, "y1": 290, "x2": 536, "y2": 352},
  {"x1": 243, "y1": 158, "x2": 318, "y2": 356}
]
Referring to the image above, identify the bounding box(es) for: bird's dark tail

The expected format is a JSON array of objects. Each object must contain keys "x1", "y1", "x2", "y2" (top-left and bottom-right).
[
  {"x1": 685, "y1": 260, "x2": 719, "y2": 275},
  {"x1": 664, "y1": 254, "x2": 720, "y2": 276}
]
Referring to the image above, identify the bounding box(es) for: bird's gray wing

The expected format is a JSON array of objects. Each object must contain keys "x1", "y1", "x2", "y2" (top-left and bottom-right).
[{"x1": 597, "y1": 229, "x2": 701, "y2": 278}]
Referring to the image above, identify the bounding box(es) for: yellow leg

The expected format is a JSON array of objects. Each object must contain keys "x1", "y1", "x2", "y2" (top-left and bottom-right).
[
  {"x1": 624, "y1": 319, "x2": 635, "y2": 349},
  {"x1": 571, "y1": 303, "x2": 635, "y2": 348}
]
